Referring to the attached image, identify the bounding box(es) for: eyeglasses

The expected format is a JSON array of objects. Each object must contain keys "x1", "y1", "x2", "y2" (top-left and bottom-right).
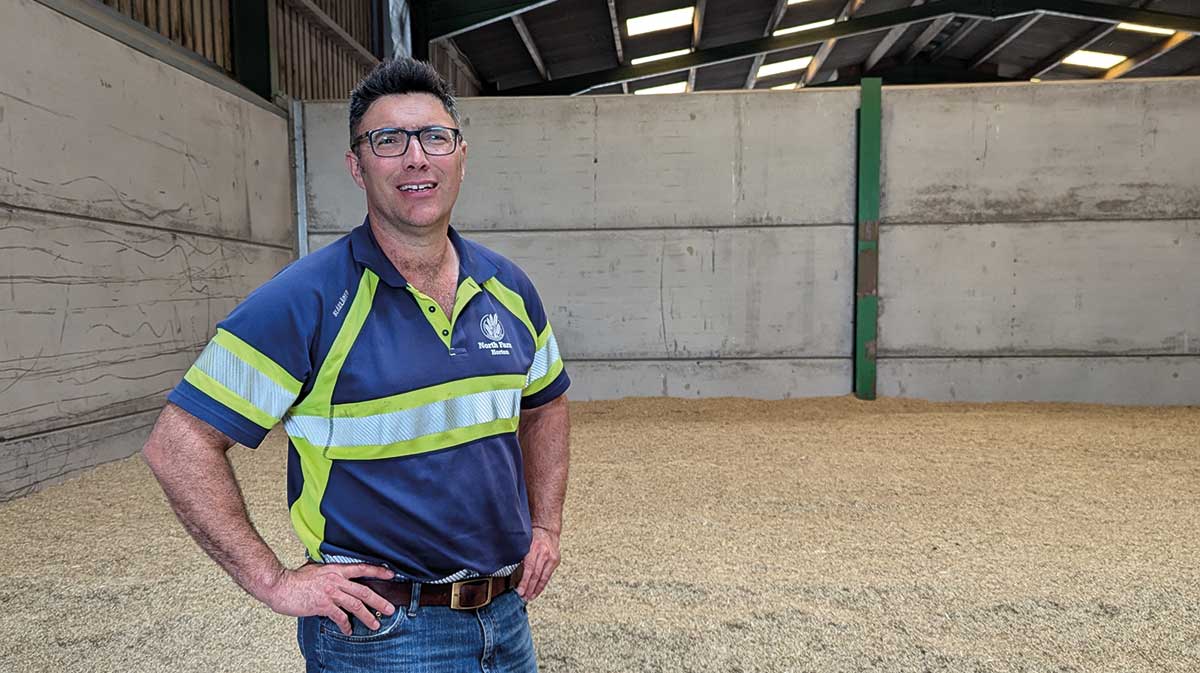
[{"x1": 350, "y1": 126, "x2": 462, "y2": 157}]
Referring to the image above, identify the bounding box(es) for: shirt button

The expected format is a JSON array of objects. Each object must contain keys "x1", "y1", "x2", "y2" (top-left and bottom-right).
[
  {"x1": 428, "y1": 306, "x2": 436, "y2": 313},
  {"x1": 442, "y1": 329, "x2": 449, "y2": 336}
]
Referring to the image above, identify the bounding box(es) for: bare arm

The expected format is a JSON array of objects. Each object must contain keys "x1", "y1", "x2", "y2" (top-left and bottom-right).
[
  {"x1": 141, "y1": 403, "x2": 395, "y2": 633},
  {"x1": 515, "y1": 394, "x2": 570, "y2": 600}
]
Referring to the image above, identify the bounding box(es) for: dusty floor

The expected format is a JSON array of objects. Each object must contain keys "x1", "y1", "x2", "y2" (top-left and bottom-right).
[{"x1": 1, "y1": 397, "x2": 1198, "y2": 672}]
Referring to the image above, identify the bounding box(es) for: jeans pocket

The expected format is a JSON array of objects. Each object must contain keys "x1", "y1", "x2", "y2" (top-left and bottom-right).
[{"x1": 319, "y1": 607, "x2": 409, "y2": 643}]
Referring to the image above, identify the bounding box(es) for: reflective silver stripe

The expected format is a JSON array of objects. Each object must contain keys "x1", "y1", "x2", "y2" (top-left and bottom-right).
[
  {"x1": 283, "y1": 414, "x2": 330, "y2": 445},
  {"x1": 525, "y1": 331, "x2": 561, "y2": 387},
  {"x1": 321, "y1": 554, "x2": 368, "y2": 565},
  {"x1": 285, "y1": 388, "x2": 522, "y2": 448},
  {"x1": 195, "y1": 339, "x2": 295, "y2": 419},
  {"x1": 428, "y1": 562, "x2": 523, "y2": 584}
]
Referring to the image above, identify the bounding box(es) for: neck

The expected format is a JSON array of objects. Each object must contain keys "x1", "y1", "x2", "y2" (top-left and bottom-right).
[{"x1": 368, "y1": 215, "x2": 454, "y2": 280}]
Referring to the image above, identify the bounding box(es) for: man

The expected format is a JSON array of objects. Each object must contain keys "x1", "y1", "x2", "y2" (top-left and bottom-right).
[{"x1": 142, "y1": 57, "x2": 570, "y2": 672}]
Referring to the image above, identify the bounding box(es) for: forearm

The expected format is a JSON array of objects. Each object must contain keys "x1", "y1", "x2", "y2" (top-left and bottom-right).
[
  {"x1": 518, "y1": 395, "x2": 570, "y2": 533},
  {"x1": 142, "y1": 404, "x2": 284, "y2": 603}
]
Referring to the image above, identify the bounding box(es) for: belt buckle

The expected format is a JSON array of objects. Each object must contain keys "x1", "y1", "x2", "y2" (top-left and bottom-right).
[{"x1": 450, "y1": 578, "x2": 494, "y2": 610}]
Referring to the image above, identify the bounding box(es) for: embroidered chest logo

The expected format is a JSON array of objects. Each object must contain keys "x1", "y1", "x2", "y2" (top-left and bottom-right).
[{"x1": 478, "y1": 313, "x2": 512, "y2": 355}]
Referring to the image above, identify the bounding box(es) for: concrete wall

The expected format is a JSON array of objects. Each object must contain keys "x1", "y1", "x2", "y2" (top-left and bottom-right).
[
  {"x1": 0, "y1": 0, "x2": 294, "y2": 499},
  {"x1": 878, "y1": 79, "x2": 1200, "y2": 404},
  {"x1": 302, "y1": 79, "x2": 1198, "y2": 405},
  {"x1": 304, "y1": 91, "x2": 860, "y2": 400}
]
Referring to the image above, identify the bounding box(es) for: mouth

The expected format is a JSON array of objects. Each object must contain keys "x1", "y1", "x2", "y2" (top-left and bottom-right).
[{"x1": 397, "y1": 181, "x2": 438, "y2": 194}]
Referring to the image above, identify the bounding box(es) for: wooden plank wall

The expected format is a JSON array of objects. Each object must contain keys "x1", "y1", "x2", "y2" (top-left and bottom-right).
[
  {"x1": 430, "y1": 40, "x2": 483, "y2": 97},
  {"x1": 310, "y1": 0, "x2": 372, "y2": 52},
  {"x1": 101, "y1": 0, "x2": 234, "y2": 73},
  {"x1": 100, "y1": 0, "x2": 379, "y2": 101},
  {"x1": 273, "y1": 0, "x2": 376, "y2": 101}
]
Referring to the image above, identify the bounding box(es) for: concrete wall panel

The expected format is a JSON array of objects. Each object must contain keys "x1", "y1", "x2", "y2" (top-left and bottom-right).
[
  {"x1": 304, "y1": 102, "x2": 362, "y2": 232},
  {"x1": 0, "y1": 410, "x2": 158, "y2": 502},
  {"x1": 304, "y1": 89, "x2": 858, "y2": 234},
  {"x1": 1, "y1": 0, "x2": 294, "y2": 498},
  {"x1": 734, "y1": 91, "x2": 857, "y2": 228},
  {"x1": 879, "y1": 220, "x2": 1200, "y2": 356},
  {"x1": 881, "y1": 79, "x2": 1200, "y2": 225},
  {"x1": 878, "y1": 357, "x2": 1199, "y2": 405},
  {"x1": 0, "y1": 208, "x2": 293, "y2": 439},
  {"x1": 567, "y1": 359, "x2": 850, "y2": 400},
  {"x1": 455, "y1": 97, "x2": 599, "y2": 232},
  {"x1": 471, "y1": 227, "x2": 854, "y2": 360},
  {"x1": 0, "y1": 0, "x2": 292, "y2": 248}
]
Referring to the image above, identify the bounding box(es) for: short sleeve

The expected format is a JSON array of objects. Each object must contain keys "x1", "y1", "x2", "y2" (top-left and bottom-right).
[
  {"x1": 519, "y1": 277, "x2": 570, "y2": 409},
  {"x1": 168, "y1": 278, "x2": 315, "y2": 447}
]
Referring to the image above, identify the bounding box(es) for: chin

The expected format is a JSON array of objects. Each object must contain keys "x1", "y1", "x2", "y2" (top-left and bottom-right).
[{"x1": 387, "y1": 214, "x2": 449, "y2": 231}]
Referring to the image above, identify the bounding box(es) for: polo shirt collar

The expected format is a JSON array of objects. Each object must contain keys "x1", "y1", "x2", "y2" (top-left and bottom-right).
[{"x1": 350, "y1": 218, "x2": 497, "y2": 288}]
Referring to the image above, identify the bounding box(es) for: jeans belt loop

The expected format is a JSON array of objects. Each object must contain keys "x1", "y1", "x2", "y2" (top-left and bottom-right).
[{"x1": 407, "y1": 582, "x2": 422, "y2": 616}]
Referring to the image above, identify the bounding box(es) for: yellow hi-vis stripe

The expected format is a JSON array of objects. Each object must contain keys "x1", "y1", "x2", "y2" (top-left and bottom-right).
[{"x1": 283, "y1": 268, "x2": 379, "y2": 561}]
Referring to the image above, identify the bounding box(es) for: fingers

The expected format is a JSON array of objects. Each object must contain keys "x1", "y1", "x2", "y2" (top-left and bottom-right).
[
  {"x1": 293, "y1": 564, "x2": 395, "y2": 635},
  {"x1": 324, "y1": 606, "x2": 352, "y2": 635},
  {"x1": 341, "y1": 563, "x2": 396, "y2": 581},
  {"x1": 516, "y1": 549, "x2": 534, "y2": 598},
  {"x1": 342, "y1": 581, "x2": 395, "y2": 616},
  {"x1": 517, "y1": 540, "x2": 560, "y2": 602},
  {"x1": 333, "y1": 594, "x2": 378, "y2": 634},
  {"x1": 527, "y1": 549, "x2": 559, "y2": 601}
]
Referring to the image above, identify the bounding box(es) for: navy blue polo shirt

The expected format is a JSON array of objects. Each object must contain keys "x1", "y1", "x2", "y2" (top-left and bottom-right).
[{"x1": 168, "y1": 221, "x2": 569, "y2": 581}]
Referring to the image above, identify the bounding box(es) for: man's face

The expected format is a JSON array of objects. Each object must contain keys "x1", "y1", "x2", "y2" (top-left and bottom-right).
[{"x1": 346, "y1": 93, "x2": 467, "y2": 233}]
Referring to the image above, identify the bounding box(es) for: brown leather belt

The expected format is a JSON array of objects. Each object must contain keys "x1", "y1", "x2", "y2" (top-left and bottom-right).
[{"x1": 359, "y1": 565, "x2": 523, "y2": 611}]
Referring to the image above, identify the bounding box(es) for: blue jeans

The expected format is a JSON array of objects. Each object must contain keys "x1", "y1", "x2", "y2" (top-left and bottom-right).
[{"x1": 297, "y1": 587, "x2": 538, "y2": 673}]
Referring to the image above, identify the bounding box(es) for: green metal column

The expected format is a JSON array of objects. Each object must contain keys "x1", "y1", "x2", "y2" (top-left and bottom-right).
[
  {"x1": 230, "y1": 0, "x2": 275, "y2": 102},
  {"x1": 410, "y1": 1, "x2": 432, "y2": 61},
  {"x1": 854, "y1": 78, "x2": 882, "y2": 400}
]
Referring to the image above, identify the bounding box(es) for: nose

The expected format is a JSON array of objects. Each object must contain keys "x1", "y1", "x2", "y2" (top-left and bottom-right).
[{"x1": 404, "y1": 137, "x2": 429, "y2": 170}]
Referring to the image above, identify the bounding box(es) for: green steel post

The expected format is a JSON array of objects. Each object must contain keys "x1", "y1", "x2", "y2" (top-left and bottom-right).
[
  {"x1": 855, "y1": 78, "x2": 882, "y2": 400},
  {"x1": 231, "y1": 0, "x2": 274, "y2": 102}
]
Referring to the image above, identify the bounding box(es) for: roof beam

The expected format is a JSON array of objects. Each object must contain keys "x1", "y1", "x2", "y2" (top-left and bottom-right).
[
  {"x1": 903, "y1": 15, "x2": 956, "y2": 62},
  {"x1": 1026, "y1": 0, "x2": 1198, "y2": 30},
  {"x1": 689, "y1": 0, "x2": 707, "y2": 91},
  {"x1": 928, "y1": 17, "x2": 983, "y2": 61},
  {"x1": 431, "y1": 0, "x2": 558, "y2": 41},
  {"x1": 1020, "y1": 0, "x2": 1155, "y2": 79},
  {"x1": 1023, "y1": 24, "x2": 1113, "y2": 77},
  {"x1": 746, "y1": 0, "x2": 792, "y2": 89},
  {"x1": 802, "y1": 0, "x2": 869, "y2": 86},
  {"x1": 606, "y1": 0, "x2": 624, "y2": 64},
  {"x1": 503, "y1": 0, "x2": 1200, "y2": 95},
  {"x1": 511, "y1": 14, "x2": 549, "y2": 80},
  {"x1": 865, "y1": 0, "x2": 925, "y2": 72},
  {"x1": 1102, "y1": 30, "x2": 1193, "y2": 79},
  {"x1": 969, "y1": 12, "x2": 1043, "y2": 69}
]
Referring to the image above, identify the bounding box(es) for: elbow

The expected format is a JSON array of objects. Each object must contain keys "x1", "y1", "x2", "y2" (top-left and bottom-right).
[{"x1": 140, "y1": 433, "x2": 167, "y2": 475}]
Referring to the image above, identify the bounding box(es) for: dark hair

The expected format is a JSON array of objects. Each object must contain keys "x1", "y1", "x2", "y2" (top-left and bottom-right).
[{"x1": 348, "y1": 57, "x2": 459, "y2": 141}]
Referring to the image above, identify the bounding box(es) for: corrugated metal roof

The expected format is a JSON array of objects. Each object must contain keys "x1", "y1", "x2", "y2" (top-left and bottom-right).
[{"x1": 439, "y1": 0, "x2": 1200, "y2": 95}]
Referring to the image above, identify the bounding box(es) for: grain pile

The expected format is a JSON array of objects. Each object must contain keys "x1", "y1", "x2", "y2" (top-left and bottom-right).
[{"x1": 1, "y1": 397, "x2": 1197, "y2": 672}]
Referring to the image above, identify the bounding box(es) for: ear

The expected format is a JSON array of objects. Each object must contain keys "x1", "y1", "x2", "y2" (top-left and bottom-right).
[
  {"x1": 346, "y1": 149, "x2": 366, "y2": 190},
  {"x1": 459, "y1": 139, "x2": 468, "y2": 180}
]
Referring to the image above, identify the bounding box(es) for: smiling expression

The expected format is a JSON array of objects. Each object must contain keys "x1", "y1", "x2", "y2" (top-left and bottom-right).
[{"x1": 346, "y1": 93, "x2": 468, "y2": 235}]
